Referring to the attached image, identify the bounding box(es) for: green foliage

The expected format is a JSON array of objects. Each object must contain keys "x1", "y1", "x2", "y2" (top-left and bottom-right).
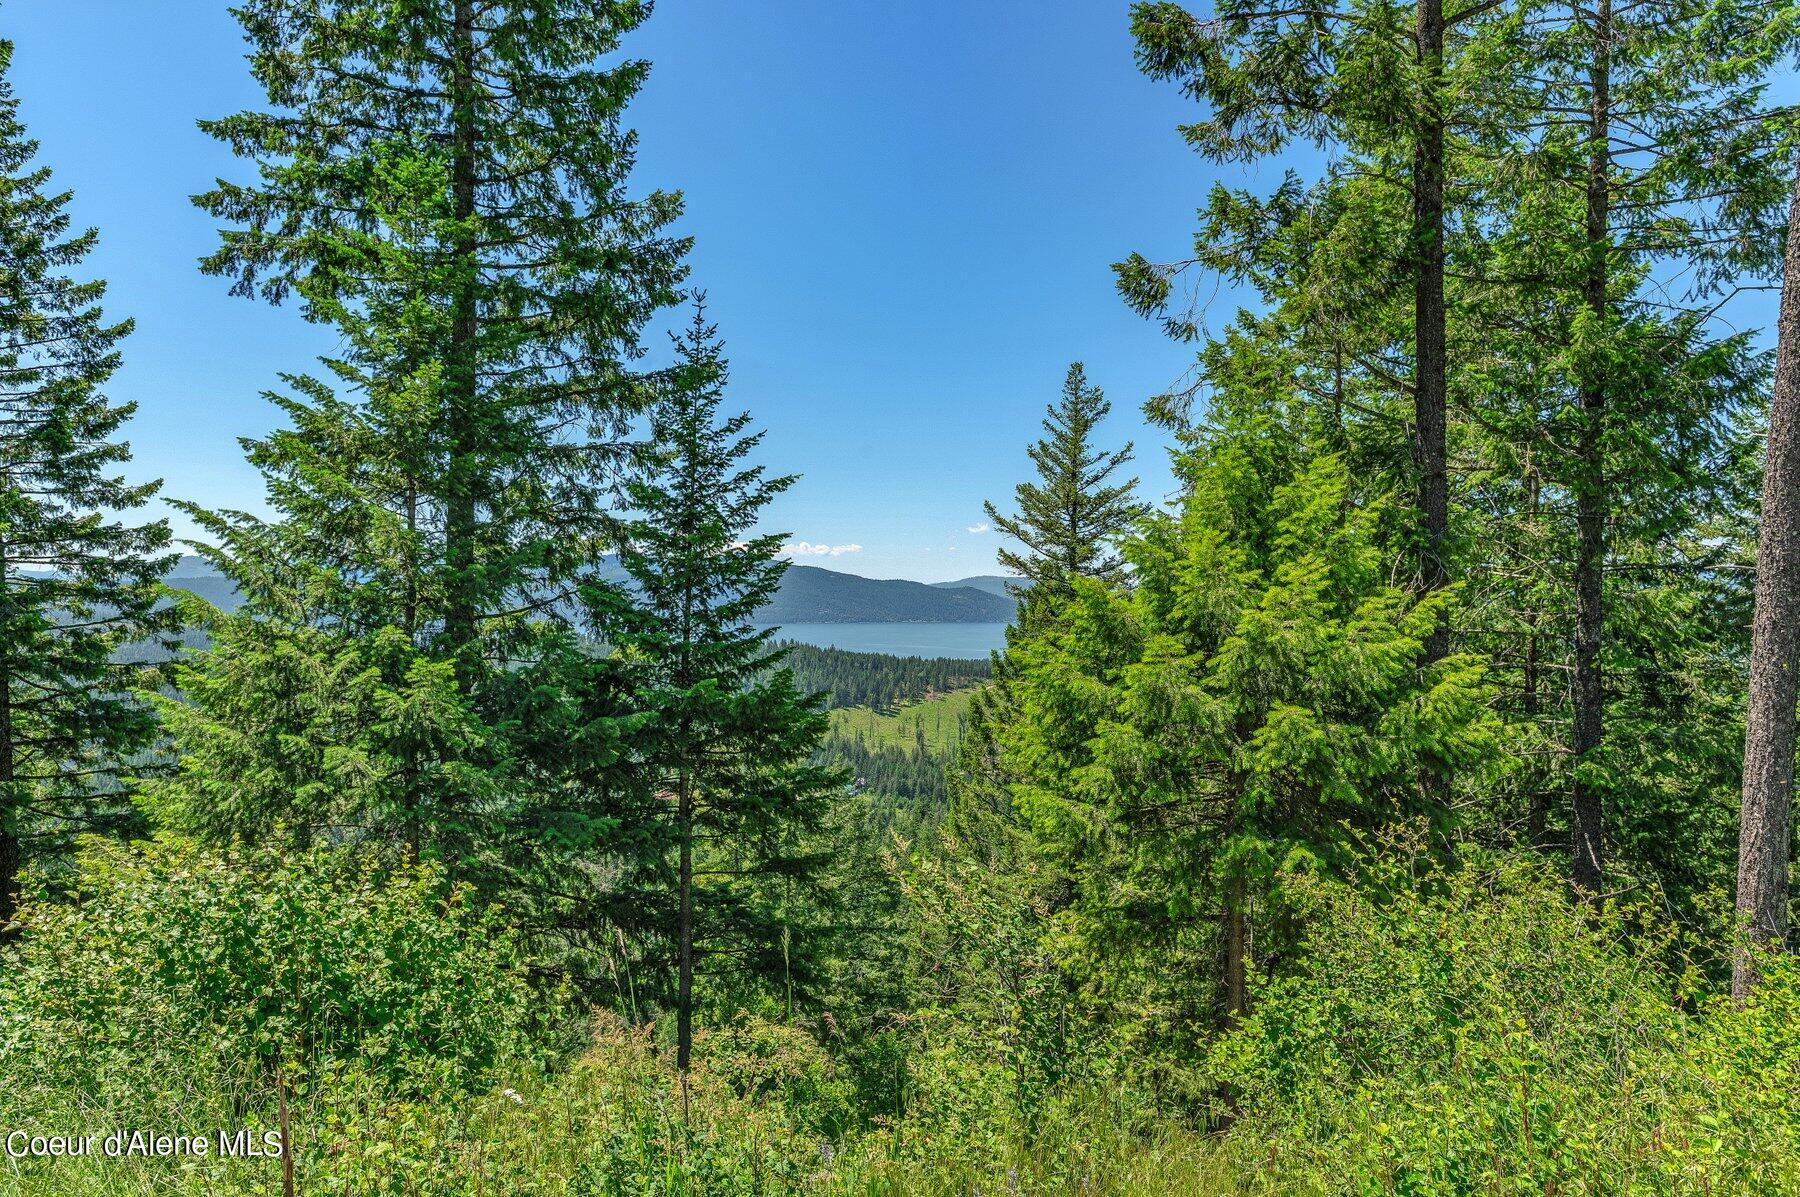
[
  {"x1": 155, "y1": 0, "x2": 686, "y2": 893},
  {"x1": 901, "y1": 828, "x2": 1092, "y2": 1139},
  {"x1": 829, "y1": 689, "x2": 973, "y2": 759},
  {"x1": 603, "y1": 300, "x2": 843, "y2": 1051},
  {"x1": 824, "y1": 730, "x2": 958, "y2": 812},
  {"x1": 778, "y1": 642, "x2": 990, "y2": 714},
  {"x1": 146, "y1": 619, "x2": 502, "y2": 851},
  {"x1": 0, "y1": 838, "x2": 540, "y2": 1107},
  {"x1": 984, "y1": 362, "x2": 1146, "y2": 601},
  {"x1": 694, "y1": 1014, "x2": 857, "y2": 1138},
  {"x1": 997, "y1": 439, "x2": 1498, "y2": 1054},
  {"x1": 0, "y1": 36, "x2": 177, "y2": 919},
  {"x1": 1119, "y1": 0, "x2": 1799, "y2": 914},
  {"x1": 1210, "y1": 840, "x2": 1800, "y2": 1193},
  {"x1": 5, "y1": 1, "x2": 1800, "y2": 1192}
]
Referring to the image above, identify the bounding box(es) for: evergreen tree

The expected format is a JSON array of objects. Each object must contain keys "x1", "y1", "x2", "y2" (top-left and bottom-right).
[
  {"x1": 0, "y1": 38, "x2": 176, "y2": 925},
  {"x1": 1120, "y1": 0, "x2": 1796, "y2": 908},
  {"x1": 938, "y1": 362, "x2": 1147, "y2": 1047},
  {"x1": 1118, "y1": 0, "x2": 1525, "y2": 660},
  {"x1": 1514, "y1": 0, "x2": 1794, "y2": 898},
  {"x1": 983, "y1": 363, "x2": 1146, "y2": 602},
  {"x1": 1458, "y1": 0, "x2": 1795, "y2": 898},
  {"x1": 998, "y1": 405, "x2": 1495, "y2": 1045},
  {"x1": 607, "y1": 301, "x2": 840, "y2": 1084},
  {"x1": 152, "y1": 1, "x2": 686, "y2": 882}
]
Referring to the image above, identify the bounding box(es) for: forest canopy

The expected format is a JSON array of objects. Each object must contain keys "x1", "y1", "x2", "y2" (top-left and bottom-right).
[{"x1": 1, "y1": 0, "x2": 1800, "y2": 1194}]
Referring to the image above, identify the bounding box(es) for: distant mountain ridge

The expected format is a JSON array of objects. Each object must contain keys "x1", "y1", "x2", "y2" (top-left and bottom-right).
[
  {"x1": 929, "y1": 575, "x2": 1024, "y2": 599},
  {"x1": 758, "y1": 566, "x2": 1012, "y2": 623},
  {"x1": 158, "y1": 559, "x2": 1019, "y2": 625}
]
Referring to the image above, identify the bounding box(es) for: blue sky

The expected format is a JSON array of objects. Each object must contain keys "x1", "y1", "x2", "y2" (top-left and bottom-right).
[
  {"x1": 9, "y1": 4, "x2": 1788, "y2": 584},
  {"x1": 4, "y1": 0, "x2": 1242, "y2": 584}
]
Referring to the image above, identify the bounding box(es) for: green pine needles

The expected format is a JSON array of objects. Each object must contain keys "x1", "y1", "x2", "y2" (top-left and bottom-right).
[
  {"x1": 152, "y1": 0, "x2": 690, "y2": 886},
  {"x1": 0, "y1": 38, "x2": 176, "y2": 925},
  {"x1": 607, "y1": 300, "x2": 843, "y2": 1079}
]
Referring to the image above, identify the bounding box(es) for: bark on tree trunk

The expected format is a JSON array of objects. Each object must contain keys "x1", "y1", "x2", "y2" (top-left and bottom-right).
[
  {"x1": 1525, "y1": 468, "x2": 1549, "y2": 848},
  {"x1": 444, "y1": 0, "x2": 481, "y2": 679},
  {"x1": 1223, "y1": 877, "x2": 1248, "y2": 1025},
  {"x1": 1413, "y1": 0, "x2": 1450, "y2": 667},
  {"x1": 1733, "y1": 160, "x2": 1800, "y2": 998},
  {"x1": 1570, "y1": 0, "x2": 1611, "y2": 901},
  {"x1": 0, "y1": 536, "x2": 18, "y2": 931},
  {"x1": 676, "y1": 767, "x2": 695, "y2": 1116}
]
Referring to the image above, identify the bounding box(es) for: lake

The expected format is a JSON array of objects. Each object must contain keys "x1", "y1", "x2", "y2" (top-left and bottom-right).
[{"x1": 761, "y1": 622, "x2": 1009, "y2": 658}]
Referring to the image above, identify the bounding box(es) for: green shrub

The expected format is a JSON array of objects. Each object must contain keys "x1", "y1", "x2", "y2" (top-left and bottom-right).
[
  {"x1": 694, "y1": 1013, "x2": 857, "y2": 1138},
  {"x1": 0, "y1": 836, "x2": 540, "y2": 1115},
  {"x1": 1209, "y1": 846, "x2": 1800, "y2": 1194}
]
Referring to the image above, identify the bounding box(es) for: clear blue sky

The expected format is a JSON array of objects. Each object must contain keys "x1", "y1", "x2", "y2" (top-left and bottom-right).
[
  {"x1": 7, "y1": 4, "x2": 1787, "y2": 584},
  {"x1": 4, "y1": 0, "x2": 1240, "y2": 584}
]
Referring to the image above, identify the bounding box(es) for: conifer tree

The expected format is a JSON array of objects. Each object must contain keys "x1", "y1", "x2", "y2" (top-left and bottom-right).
[
  {"x1": 153, "y1": 1, "x2": 686, "y2": 878},
  {"x1": 1468, "y1": 0, "x2": 1795, "y2": 897},
  {"x1": 0, "y1": 38, "x2": 175, "y2": 923},
  {"x1": 1120, "y1": 0, "x2": 1796, "y2": 905},
  {"x1": 950, "y1": 361, "x2": 1145, "y2": 940},
  {"x1": 1117, "y1": 0, "x2": 1522, "y2": 659},
  {"x1": 997, "y1": 397, "x2": 1495, "y2": 1037},
  {"x1": 983, "y1": 363, "x2": 1146, "y2": 603},
  {"x1": 607, "y1": 301, "x2": 840, "y2": 1085}
]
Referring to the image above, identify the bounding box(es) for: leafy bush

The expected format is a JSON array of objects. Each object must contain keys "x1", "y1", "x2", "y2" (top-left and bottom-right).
[
  {"x1": 1208, "y1": 845, "x2": 1800, "y2": 1194},
  {"x1": 0, "y1": 836, "x2": 540, "y2": 1115},
  {"x1": 693, "y1": 1013, "x2": 856, "y2": 1138}
]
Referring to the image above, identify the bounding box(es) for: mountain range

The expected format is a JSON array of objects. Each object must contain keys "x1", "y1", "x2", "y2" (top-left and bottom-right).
[{"x1": 160, "y1": 558, "x2": 1020, "y2": 625}]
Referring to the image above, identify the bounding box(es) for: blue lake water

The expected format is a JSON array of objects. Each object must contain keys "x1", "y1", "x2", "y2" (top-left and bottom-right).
[{"x1": 760, "y1": 622, "x2": 1009, "y2": 659}]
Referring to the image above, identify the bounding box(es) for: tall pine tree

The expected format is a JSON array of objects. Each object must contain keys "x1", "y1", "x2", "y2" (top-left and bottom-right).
[
  {"x1": 958, "y1": 360, "x2": 1146, "y2": 828},
  {"x1": 607, "y1": 301, "x2": 840, "y2": 1085},
  {"x1": 153, "y1": 1, "x2": 686, "y2": 882},
  {"x1": 0, "y1": 37, "x2": 175, "y2": 924},
  {"x1": 995, "y1": 382, "x2": 1495, "y2": 1046},
  {"x1": 984, "y1": 362, "x2": 1146, "y2": 602}
]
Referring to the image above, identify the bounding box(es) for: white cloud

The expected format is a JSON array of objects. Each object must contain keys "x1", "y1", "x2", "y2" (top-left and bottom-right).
[
  {"x1": 781, "y1": 541, "x2": 863, "y2": 558},
  {"x1": 967, "y1": 522, "x2": 991, "y2": 534}
]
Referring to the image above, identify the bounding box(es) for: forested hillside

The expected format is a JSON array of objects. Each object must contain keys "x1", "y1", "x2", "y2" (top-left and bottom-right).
[
  {"x1": 3, "y1": 1, "x2": 1800, "y2": 1195},
  {"x1": 752, "y1": 565, "x2": 1014, "y2": 624},
  {"x1": 155, "y1": 559, "x2": 1018, "y2": 626},
  {"x1": 780, "y1": 643, "x2": 991, "y2": 711}
]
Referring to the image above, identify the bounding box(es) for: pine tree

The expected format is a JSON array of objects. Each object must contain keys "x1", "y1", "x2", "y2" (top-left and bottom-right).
[
  {"x1": 940, "y1": 361, "x2": 1147, "y2": 1025},
  {"x1": 1465, "y1": 0, "x2": 1796, "y2": 898},
  {"x1": 998, "y1": 401, "x2": 1495, "y2": 1038},
  {"x1": 0, "y1": 38, "x2": 176, "y2": 923},
  {"x1": 153, "y1": 1, "x2": 686, "y2": 876},
  {"x1": 1118, "y1": 0, "x2": 1522, "y2": 659},
  {"x1": 607, "y1": 301, "x2": 840, "y2": 1086},
  {"x1": 1120, "y1": 0, "x2": 1797, "y2": 908},
  {"x1": 983, "y1": 363, "x2": 1146, "y2": 603}
]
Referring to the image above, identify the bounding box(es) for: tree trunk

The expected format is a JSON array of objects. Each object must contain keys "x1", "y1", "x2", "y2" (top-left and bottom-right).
[
  {"x1": 1524, "y1": 468, "x2": 1549, "y2": 849},
  {"x1": 444, "y1": 0, "x2": 481, "y2": 678},
  {"x1": 1223, "y1": 877, "x2": 1248, "y2": 1024},
  {"x1": 0, "y1": 536, "x2": 18, "y2": 930},
  {"x1": 1570, "y1": 0, "x2": 1611, "y2": 901},
  {"x1": 676, "y1": 766, "x2": 695, "y2": 1115},
  {"x1": 1733, "y1": 160, "x2": 1800, "y2": 998},
  {"x1": 1413, "y1": 0, "x2": 1450, "y2": 666}
]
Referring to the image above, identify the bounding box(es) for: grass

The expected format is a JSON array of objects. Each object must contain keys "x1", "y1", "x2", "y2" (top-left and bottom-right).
[
  {"x1": 826, "y1": 689, "x2": 975, "y2": 756},
  {"x1": 0, "y1": 1019, "x2": 1234, "y2": 1197}
]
